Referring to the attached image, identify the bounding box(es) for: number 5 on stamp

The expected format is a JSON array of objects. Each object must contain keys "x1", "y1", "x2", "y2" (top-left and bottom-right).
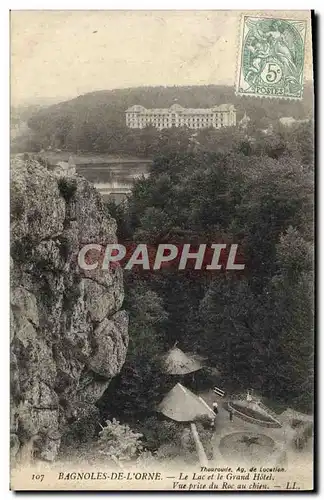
[{"x1": 236, "y1": 16, "x2": 307, "y2": 99}]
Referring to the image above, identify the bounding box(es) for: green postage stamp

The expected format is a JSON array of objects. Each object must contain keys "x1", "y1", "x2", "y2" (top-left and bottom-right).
[{"x1": 236, "y1": 16, "x2": 307, "y2": 99}]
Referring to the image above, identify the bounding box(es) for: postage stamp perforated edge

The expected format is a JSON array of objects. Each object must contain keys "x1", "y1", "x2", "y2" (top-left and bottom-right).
[{"x1": 235, "y1": 13, "x2": 308, "y2": 101}]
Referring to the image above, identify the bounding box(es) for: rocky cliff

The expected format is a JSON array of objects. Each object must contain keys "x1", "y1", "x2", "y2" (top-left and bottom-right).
[{"x1": 10, "y1": 154, "x2": 129, "y2": 463}]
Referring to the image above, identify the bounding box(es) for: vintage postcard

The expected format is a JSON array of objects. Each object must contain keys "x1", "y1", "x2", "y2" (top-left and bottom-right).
[{"x1": 10, "y1": 10, "x2": 314, "y2": 491}]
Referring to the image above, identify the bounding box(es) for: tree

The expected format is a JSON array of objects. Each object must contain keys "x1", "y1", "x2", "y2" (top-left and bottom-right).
[
  {"x1": 100, "y1": 127, "x2": 313, "y2": 419},
  {"x1": 199, "y1": 275, "x2": 260, "y2": 388},
  {"x1": 259, "y1": 228, "x2": 314, "y2": 409},
  {"x1": 98, "y1": 280, "x2": 168, "y2": 420}
]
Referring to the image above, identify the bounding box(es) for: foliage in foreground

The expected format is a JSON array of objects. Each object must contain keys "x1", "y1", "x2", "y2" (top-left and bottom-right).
[{"x1": 97, "y1": 419, "x2": 143, "y2": 462}]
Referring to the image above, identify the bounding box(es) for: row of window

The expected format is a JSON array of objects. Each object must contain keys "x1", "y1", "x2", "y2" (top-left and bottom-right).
[
  {"x1": 126, "y1": 119, "x2": 219, "y2": 123},
  {"x1": 127, "y1": 121, "x2": 231, "y2": 127},
  {"x1": 126, "y1": 113, "x2": 230, "y2": 119},
  {"x1": 127, "y1": 116, "x2": 229, "y2": 123},
  {"x1": 126, "y1": 123, "x2": 230, "y2": 129}
]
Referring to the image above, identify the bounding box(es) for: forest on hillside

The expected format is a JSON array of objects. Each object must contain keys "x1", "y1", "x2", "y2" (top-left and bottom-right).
[
  {"x1": 13, "y1": 84, "x2": 314, "y2": 156},
  {"x1": 97, "y1": 119, "x2": 314, "y2": 440}
]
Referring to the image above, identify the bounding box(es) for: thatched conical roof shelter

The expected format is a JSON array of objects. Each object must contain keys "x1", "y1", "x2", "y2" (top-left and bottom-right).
[
  {"x1": 158, "y1": 382, "x2": 215, "y2": 423},
  {"x1": 162, "y1": 347, "x2": 204, "y2": 375}
]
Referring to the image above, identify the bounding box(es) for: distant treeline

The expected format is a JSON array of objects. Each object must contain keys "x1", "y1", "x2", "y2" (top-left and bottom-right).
[{"x1": 16, "y1": 84, "x2": 313, "y2": 156}]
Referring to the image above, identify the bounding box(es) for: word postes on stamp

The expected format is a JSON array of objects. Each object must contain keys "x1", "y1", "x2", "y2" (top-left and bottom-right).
[{"x1": 236, "y1": 16, "x2": 307, "y2": 99}]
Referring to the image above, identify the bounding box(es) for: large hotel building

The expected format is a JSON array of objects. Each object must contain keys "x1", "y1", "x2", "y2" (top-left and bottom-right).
[{"x1": 125, "y1": 103, "x2": 236, "y2": 130}]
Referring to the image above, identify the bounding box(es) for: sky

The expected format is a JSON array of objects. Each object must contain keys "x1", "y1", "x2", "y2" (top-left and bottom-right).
[{"x1": 11, "y1": 10, "x2": 313, "y2": 106}]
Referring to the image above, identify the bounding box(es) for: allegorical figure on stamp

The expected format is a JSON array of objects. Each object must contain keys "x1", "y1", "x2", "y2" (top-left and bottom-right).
[
  {"x1": 266, "y1": 21, "x2": 299, "y2": 86},
  {"x1": 241, "y1": 17, "x2": 306, "y2": 97}
]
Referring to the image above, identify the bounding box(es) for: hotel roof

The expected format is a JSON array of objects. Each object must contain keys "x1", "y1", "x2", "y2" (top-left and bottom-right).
[{"x1": 126, "y1": 103, "x2": 235, "y2": 114}]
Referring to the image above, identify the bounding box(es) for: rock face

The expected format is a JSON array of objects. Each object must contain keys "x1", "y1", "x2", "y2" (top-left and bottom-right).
[{"x1": 10, "y1": 154, "x2": 129, "y2": 463}]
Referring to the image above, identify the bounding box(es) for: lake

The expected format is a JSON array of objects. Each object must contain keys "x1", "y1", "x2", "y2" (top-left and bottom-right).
[{"x1": 42, "y1": 152, "x2": 152, "y2": 203}]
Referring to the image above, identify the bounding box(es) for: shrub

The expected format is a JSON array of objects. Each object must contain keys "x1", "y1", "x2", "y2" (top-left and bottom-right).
[
  {"x1": 35, "y1": 155, "x2": 48, "y2": 168},
  {"x1": 97, "y1": 419, "x2": 143, "y2": 462},
  {"x1": 136, "y1": 450, "x2": 158, "y2": 468},
  {"x1": 58, "y1": 178, "x2": 77, "y2": 202},
  {"x1": 137, "y1": 416, "x2": 182, "y2": 451},
  {"x1": 10, "y1": 195, "x2": 25, "y2": 220},
  {"x1": 11, "y1": 236, "x2": 34, "y2": 262},
  {"x1": 155, "y1": 443, "x2": 182, "y2": 460}
]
